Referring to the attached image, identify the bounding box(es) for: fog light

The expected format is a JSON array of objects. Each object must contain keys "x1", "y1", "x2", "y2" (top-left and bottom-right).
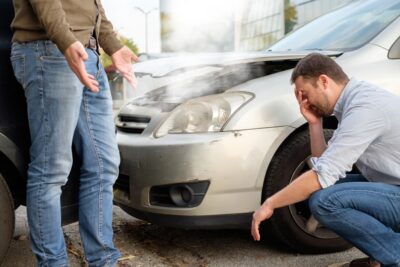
[
  {"x1": 169, "y1": 185, "x2": 195, "y2": 207},
  {"x1": 150, "y1": 181, "x2": 210, "y2": 208}
]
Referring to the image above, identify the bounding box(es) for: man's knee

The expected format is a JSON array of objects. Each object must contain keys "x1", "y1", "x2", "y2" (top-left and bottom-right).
[{"x1": 309, "y1": 188, "x2": 339, "y2": 220}]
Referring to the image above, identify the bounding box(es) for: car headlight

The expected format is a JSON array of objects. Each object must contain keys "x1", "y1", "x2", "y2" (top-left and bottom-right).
[{"x1": 155, "y1": 92, "x2": 253, "y2": 137}]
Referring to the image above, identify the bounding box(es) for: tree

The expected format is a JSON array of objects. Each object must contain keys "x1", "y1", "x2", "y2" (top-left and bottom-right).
[
  {"x1": 284, "y1": 0, "x2": 298, "y2": 34},
  {"x1": 160, "y1": 11, "x2": 174, "y2": 52}
]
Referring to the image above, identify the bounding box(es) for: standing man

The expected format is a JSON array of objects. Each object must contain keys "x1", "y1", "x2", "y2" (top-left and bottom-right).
[
  {"x1": 251, "y1": 53, "x2": 400, "y2": 267},
  {"x1": 10, "y1": 0, "x2": 137, "y2": 266}
]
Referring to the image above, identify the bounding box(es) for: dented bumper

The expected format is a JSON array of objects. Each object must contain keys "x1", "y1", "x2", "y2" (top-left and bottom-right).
[{"x1": 114, "y1": 126, "x2": 291, "y2": 227}]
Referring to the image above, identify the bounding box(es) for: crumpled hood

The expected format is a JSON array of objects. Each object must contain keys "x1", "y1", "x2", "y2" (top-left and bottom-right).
[
  {"x1": 134, "y1": 50, "x2": 342, "y2": 78},
  {"x1": 118, "y1": 50, "x2": 343, "y2": 117}
]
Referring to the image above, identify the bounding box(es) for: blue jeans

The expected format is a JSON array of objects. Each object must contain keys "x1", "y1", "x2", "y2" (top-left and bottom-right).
[
  {"x1": 309, "y1": 174, "x2": 400, "y2": 267},
  {"x1": 10, "y1": 40, "x2": 121, "y2": 266}
]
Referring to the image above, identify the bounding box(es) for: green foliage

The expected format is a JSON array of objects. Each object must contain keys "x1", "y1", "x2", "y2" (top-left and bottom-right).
[
  {"x1": 100, "y1": 35, "x2": 139, "y2": 68},
  {"x1": 284, "y1": 0, "x2": 298, "y2": 34},
  {"x1": 160, "y1": 12, "x2": 172, "y2": 39},
  {"x1": 160, "y1": 12, "x2": 174, "y2": 52}
]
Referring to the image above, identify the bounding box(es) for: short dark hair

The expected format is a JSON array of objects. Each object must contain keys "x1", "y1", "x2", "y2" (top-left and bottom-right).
[{"x1": 290, "y1": 53, "x2": 349, "y2": 84}]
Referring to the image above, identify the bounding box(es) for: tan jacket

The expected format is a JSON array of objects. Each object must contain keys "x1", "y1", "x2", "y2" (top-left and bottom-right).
[{"x1": 11, "y1": 0, "x2": 122, "y2": 55}]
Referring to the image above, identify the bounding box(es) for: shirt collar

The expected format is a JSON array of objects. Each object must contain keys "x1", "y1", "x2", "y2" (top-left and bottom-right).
[{"x1": 333, "y1": 77, "x2": 358, "y2": 117}]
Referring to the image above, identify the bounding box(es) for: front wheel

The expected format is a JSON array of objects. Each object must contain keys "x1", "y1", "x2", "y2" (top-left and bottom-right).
[
  {"x1": 0, "y1": 174, "x2": 15, "y2": 264},
  {"x1": 261, "y1": 129, "x2": 352, "y2": 253}
]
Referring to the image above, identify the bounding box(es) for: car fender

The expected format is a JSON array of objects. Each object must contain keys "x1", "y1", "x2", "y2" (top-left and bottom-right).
[{"x1": 224, "y1": 69, "x2": 303, "y2": 131}]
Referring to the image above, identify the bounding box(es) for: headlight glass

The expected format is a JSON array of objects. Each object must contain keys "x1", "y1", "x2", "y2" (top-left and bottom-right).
[{"x1": 155, "y1": 92, "x2": 253, "y2": 137}]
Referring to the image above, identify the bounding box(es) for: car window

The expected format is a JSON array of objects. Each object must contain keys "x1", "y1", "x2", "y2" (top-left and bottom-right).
[
  {"x1": 389, "y1": 36, "x2": 400, "y2": 59},
  {"x1": 268, "y1": 0, "x2": 400, "y2": 52}
]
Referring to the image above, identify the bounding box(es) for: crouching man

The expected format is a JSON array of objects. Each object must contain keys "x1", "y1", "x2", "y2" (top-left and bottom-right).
[{"x1": 252, "y1": 53, "x2": 400, "y2": 267}]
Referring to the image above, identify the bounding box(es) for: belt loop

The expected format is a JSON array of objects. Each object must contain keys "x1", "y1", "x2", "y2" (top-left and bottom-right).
[{"x1": 44, "y1": 40, "x2": 47, "y2": 55}]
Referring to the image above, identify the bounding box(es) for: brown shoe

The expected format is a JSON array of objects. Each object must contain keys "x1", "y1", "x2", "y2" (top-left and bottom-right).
[
  {"x1": 326, "y1": 262, "x2": 349, "y2": 267},
  {"x1": 349, "y1": 257, "x2": 380, "y2": 267}
]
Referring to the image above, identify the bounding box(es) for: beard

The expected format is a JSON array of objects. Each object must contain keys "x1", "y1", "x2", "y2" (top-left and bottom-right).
[
  {"x1": 311, "y1": 95, "x2": 332, "y2": 117},
  {"x1": 313, "y1": 107, "x2": 331, "y2": 117}
]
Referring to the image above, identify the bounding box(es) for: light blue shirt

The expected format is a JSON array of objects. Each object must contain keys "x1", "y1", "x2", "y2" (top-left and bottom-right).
[{"x1": 311, "y1": 78, "x2": 400, "y2": 188}]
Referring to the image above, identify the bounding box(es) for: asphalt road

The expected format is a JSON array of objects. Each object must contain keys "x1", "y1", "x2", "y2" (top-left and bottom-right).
[{"x1": 3, "y1": 207, "x2": 364, "y2": 267}]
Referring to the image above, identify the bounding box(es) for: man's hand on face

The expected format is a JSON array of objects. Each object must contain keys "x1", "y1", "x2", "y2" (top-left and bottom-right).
[
  {"x1": 295, "y1": 89, "x2": 322, "y2": 125},
  {"x1": 64, "y1": 41, "x2": 99, "y2": 92},
  {"x1": 251, "y1": 201, "x2": 274, "y2": 241},
  {"x1": 111, "y1": 46, "x2": 139, "y2": 89}
]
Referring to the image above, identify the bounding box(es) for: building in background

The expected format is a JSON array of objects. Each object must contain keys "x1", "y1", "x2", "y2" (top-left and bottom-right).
[
  {"x1": 159, "y1": 0, "x2": 356, "y2": 52},
  {"x1": 236, "y1": 0, "x2": 356, "y2": 51},
  {"x1": 234, "y1": 0, "x2": 284, "y2": 52}
]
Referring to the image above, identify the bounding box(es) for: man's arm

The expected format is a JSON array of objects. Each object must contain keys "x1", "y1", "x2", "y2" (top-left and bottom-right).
[
  {"x1": 29, "y1": 0, "x2": 76, "y2": 53},
  {"x1": 97, "y1": 0, "x2": 139, "y2": 88},
  {"x1": 309, "y1": 119, "x2": 327, "y2": 157},
  {"x1": 28, "y1": 0, "x2": 99, "y2": 92},
  {"x1": 296, "y1": 90, "x2": 327, "y2": 156},
  {"x1": 251, "y1": 170, "x2": 321, "y2": 241}
]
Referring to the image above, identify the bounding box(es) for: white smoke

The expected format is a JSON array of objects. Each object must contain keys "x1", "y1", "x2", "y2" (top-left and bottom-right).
[{"x1": 114, "y1": 0, "x2": 265, "y2": 112}]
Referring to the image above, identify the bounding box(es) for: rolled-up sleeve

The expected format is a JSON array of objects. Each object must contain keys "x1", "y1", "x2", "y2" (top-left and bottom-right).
[{"x1": 312, "y1": 105, "x2": 387, "y2": 188}]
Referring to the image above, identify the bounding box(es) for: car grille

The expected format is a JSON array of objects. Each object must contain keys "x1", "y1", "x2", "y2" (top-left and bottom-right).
[{"x1": 116, "y1": 115, "x2": 151, "y2": 134}]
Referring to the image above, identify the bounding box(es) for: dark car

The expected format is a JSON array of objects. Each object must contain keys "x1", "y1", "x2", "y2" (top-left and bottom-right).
[{"x1": 0, "y1": 0, "x2": 80, "y2": 263}]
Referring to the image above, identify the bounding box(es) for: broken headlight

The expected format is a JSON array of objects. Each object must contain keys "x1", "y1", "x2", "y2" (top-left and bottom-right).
[{"x1": 155, "y1": 92, "x2": 253, "y2": 137}]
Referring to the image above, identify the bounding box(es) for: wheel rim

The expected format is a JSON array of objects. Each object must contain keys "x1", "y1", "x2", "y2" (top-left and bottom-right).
[{"x1": 288, "y1": 156, "x2": 339, "y2": 239}]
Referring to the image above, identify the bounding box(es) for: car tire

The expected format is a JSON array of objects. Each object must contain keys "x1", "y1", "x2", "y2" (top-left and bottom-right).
[
  {"x1": 0, "y1": 174, "x2": 15, "y2": 265},
  {"x1": 261, "y1": 129, "x2": 352, "y2": 254}
]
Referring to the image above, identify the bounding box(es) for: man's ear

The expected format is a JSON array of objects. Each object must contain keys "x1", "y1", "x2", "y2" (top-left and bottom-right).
[{"x1": 319, "y1": 74, "x2": 329, "y2": 90}]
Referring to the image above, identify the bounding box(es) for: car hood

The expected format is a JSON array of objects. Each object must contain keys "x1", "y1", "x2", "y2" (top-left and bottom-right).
[
  {"x1": 118, "y1": 50, "x2": 342, "y2": 123},
  {"x1": 134, "y1": 50, "x2": 342, "y2": 78}
]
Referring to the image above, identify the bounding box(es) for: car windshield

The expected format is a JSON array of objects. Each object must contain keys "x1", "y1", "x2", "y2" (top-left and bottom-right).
[{"x1": 268, "y1": 0, "x2": 400, "y2": 52}]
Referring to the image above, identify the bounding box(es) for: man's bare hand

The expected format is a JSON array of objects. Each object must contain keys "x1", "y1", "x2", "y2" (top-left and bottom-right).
[
  {"x1": 64, "y1": 41, "x2": 99, "y2": 92},
  {"x1": 295, "y1": 90, "x2": 321, "y2": 125},
  {"x1": 251, "y1": 201, "x2": 274, "y2": 241},
  {"x1": 111, "y1": 46, "x2": 139, "y2": 89}
]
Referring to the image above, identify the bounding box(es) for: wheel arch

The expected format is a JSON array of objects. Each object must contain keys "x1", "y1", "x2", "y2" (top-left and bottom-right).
[
  {"x1": 0, "y1": 132, "x2": 27, "y2": 206},
  {"x1": 259, "y1": 116, "x2": 338, "y2": 203}
]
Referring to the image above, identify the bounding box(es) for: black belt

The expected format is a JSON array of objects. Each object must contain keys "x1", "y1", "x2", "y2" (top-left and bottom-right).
[{"x1": 86, "y1": 36, "x2": 97, "y2": 50}]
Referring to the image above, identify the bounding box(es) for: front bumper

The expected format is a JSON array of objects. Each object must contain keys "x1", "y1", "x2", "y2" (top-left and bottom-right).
[
  {"x1": 114, "y1": 127, "x2": 291, "y2": 227},
  {"x1": 119, "y1": 205, "x2": 253, "y2": 229}
]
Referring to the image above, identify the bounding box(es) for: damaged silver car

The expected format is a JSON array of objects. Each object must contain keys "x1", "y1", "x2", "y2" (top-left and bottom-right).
[{"x1": 114, "y1": 0, "x2": 400, "y2": 253}]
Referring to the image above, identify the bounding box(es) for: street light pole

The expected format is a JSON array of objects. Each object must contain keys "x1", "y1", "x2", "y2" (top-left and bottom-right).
[{"x1": 134, "y1": 7, "x2": 158, "y2": 54}]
